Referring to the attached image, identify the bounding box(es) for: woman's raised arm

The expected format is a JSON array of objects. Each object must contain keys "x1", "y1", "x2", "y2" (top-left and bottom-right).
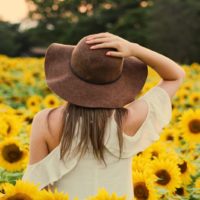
[{"x1": 86, "y1": 32, "x2": 186, "y2": 100}]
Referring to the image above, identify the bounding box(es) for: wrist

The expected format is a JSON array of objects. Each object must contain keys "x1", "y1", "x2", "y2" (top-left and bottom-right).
[{"x1": 129, "y1": 42, "x2": 143, "y2": 58}]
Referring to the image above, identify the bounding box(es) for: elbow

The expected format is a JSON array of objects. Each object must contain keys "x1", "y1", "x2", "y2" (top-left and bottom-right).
[
  {"x1": 176, "y1": 69, "x2": 186, "y2": 87},
  {"x1": 176, "y1": 65, "x2": 186, "y2": 81},
  {"x1": 179, "y1": 68, "x2": 186, "y2": 80}
]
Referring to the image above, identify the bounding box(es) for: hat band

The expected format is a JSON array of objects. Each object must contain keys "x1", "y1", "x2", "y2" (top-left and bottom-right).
[{"x1": 69, "y1": 61, "x2": 122, "y2": 85}]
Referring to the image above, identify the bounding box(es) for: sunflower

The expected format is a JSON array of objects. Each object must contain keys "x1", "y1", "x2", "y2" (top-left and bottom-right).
[
  {"x1": 2, "y1": 180, "x2": 40, "y2": 200},
  {"x1": 42, "y1": 94, "x2": 60, "y2": 108},
  {"x1": 181, "y1": 82, "x2": 193, "y2": 91},
  {"x1": 143, "y1": 142, "x2": 179, "y2": 168},
  {"x1": 189, "y1": 92, "x2": 200, "y2": 105},
  {"x1": 160, "y1": 128, "x2": 180, "y2": 147},
  {"x1": 0, "y1": 182, "x2": 8, "y2": 194},
  {"x1": 22, "y1": 71, "x2": 35, "y2": 85},
  {"x1": 177, "y1": 89, "x2": 190, "y2": 104},
  {"x1": 142, "y1": 141, "x2": 169, "y2": 160},
  {"x1": 31, "y1": 106, "x2": 41, "y2": 114},
  {"x1": 133, "y1": 171, "x2": 159, "y2": 200},
  {"x1": 172, "y1": 186, "x2": 189, "y2": 199},
  {"x1": 177, "y1": 158, "x2": 196, "y2": 185},
  {"x1": 23, "y1": 112, "x2": 34, "y2": 125},
  {"x1": 0, "y1": 138, "x2": 29, "y2": 171},
  {"x1": 0, "y1": 115, "x2": 22, "y2": 138},
  {"x1": 86, "y1": 188, "x2": 126, "y2": 200},
  {"x1": 180, "y1": 109, "x2": 200, "y2": 143},
  {"x1": 26, "y1": 95, "x2": 42, "y2": 106},
  {"x1": 132, "y1": 154, "x2": 152, "y2": 174},
  {"x1": 150, "y1": 158, "x2": 182, "y2": 193},
  {"x1": 26, "y1": 95, "x2": 42, "y2": 113},
  {"x1": 39, "y1": 188, "x2": 70, "y2": 200},
  {"x1": 14, "y1": 108, "x2": 28, "y2": 121}
]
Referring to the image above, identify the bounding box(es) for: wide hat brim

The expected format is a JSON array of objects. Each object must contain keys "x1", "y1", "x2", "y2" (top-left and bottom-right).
[{"x1": 44, "y1": 43, "x2": 148, "y2": 108}]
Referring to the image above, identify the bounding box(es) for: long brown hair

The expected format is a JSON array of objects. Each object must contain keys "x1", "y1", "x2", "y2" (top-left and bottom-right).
[{"x1": 47, "y1": 102, "x2": 128, "y2": 167}]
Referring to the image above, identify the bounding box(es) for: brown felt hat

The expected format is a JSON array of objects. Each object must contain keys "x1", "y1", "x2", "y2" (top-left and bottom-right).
[{"x1": 44, "y1": 36, "x2": 148, "y2": 108}]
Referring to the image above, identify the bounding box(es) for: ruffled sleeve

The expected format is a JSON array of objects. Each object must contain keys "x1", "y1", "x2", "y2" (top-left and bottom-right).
[
  {"x1": 22, "y1": 130, "x2": 82, "y2": 190},
  {"x1": 104, "y1": 86, "x2": 172, "y2": 158}
]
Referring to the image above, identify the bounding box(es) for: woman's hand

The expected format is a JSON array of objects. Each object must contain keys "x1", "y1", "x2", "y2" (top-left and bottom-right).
[{"x1": 85, "y1": 32, "x2": 139, "y2": 58}]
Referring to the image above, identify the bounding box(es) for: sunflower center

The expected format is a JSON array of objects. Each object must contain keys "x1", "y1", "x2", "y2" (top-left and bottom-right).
[
  {"x1": 155, "y1": 169, "x2": 171, "y2": 185},
  {"x1": 193, "y1": 97, "x2": 199, "y2": 102},
  {"x1": 2, "y1": 144, "x2": 23, "y2": 163},
  {"x1": 7, "y1": 193, "x2": 32, "y2": 200},
  {"x1": 178, "y1": 136, "x2": 183, "y2": 140},
  {"x1": 31, "y1": 101, "x2": 35, "y2": 106},
  {"x1": 166, "y1": 135, "x2": 174, "y2": 141},
  {"x1": 175, "y1": 187, "x2": 184, "y2": 196},
  {"x1": 49, "y1": 100, "x2": 55, "y2": 105},
  {"x1": 136, "y1": 152, "x2": 142, "y2": 156},
  {"x1": 178, "y1": 161, "x2": 187, "y2": 174},
  {"x1": 189, "y1": 119, "x2": 200, "y2": 134},
  {"x1": 152, "y1": 151, "x2": 158, "y2": 157},
  {"x1": 25, "y1": 117, "x2": 33, "y2": 124},
  {"x1": 33, "y1": 72, "x2": 39, "y2": 78},
  {"x1": 134, "y1": 182, "x2": 149, "y2": 199}
]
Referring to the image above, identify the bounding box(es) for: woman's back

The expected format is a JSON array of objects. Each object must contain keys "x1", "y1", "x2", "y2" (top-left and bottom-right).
[
  {"x1": 22, "y1": 86, "x2": 172, "y2": 200},
  {"x1": 43, "y1": 102, "x2": 146, "y2": 153}
]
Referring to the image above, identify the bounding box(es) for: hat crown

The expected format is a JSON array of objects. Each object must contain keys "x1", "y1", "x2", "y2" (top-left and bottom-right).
[{"x1": 70, "y1": 37, "x2": 123, "y2": 84}]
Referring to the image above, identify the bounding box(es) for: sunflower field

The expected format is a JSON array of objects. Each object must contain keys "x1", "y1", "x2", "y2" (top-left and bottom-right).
[{"x1": 0, "y1": 54, "x2": 199, "y2": 200}]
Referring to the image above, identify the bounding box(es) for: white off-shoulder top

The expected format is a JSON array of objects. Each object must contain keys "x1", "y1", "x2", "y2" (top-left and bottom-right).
[{"x1": 22, "y1": 86, "x2": 172, "y2": 200}]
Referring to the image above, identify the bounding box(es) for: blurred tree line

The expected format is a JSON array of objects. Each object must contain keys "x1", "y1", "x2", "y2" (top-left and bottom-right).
[{"x1": 0, "y1": 0, "x2": 199, "y2": 64}]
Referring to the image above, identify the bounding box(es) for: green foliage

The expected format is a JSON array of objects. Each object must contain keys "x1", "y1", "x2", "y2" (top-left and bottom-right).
[
  {"x1": 0, "y1": 21, "x2": 32, "y2": 56},
  {"x1": 0, "y1": 167, "x2": 23, "y2": 185},
  {"x1": 0, "y1": 22, "x2": 21, "y2": 56},
  {"x1": 25, "y1": 0, "x2": 147, "y2": 45},
  {"x1": 146, "y1": 0, "x2": 200, "y2": 64},
  {"x1": 0, "y1": 0, "x2": 200, "y2": 64}
]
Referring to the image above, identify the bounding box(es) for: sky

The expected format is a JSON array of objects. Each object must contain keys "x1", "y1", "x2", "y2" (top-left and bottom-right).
[{"x1": 0, "y1": 0, "x2": 28, "y2": 23}]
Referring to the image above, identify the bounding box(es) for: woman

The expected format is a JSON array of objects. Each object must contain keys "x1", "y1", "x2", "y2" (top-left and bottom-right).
[{"x1": 22, "y1": 32, "x2": 185, "y2": 200}]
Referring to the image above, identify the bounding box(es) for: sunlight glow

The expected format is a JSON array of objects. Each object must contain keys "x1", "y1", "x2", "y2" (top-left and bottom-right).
[{"x1": 0, "y1": 0, "x2": 28, "y2": 23}]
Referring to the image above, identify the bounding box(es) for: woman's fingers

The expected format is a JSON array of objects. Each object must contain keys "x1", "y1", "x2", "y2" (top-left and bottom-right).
[
  {"x1": 85, "y1": 32, "x2": 132, "y2": 58},
  {"x1": 86, "y1": 32, "x2": 111, "y2": 40},
  {"x1": 106, "y1": 51, "x2": 123, "y2": 58},
  {"x1": 90, "y1": 42, "x2": 116, "y2": 49},
  {"x1": 85, "y1": 37, "x2": 110, "y2": 44}
]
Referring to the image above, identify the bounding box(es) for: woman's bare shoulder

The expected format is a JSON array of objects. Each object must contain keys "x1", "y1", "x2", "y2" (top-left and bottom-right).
[
  {"x1": 33, "y1": 105, "x2": 66, "y2": 150},
  {"x1": 33, "y1": 105, "x2": 64, "y2": 127},
  {"x1": 123, "y1": 99, "x2": 148, "y2": 137}
]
